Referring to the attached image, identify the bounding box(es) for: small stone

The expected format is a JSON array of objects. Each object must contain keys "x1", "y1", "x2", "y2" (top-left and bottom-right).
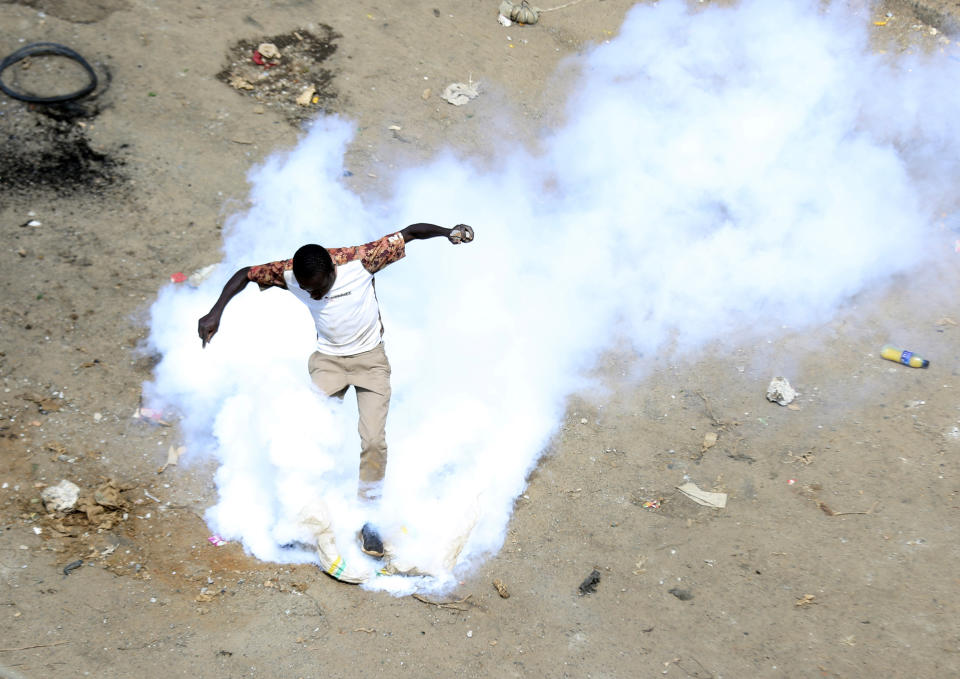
[
  {"x1": 41, "y1": 479, "x2": 81, "y2": 512},
  {"x1": 765, "y1": 377, "x2": 796, "y2": 406},
  {"x1": 668, "y1": 587, "x2": 694, "y2": 601}
]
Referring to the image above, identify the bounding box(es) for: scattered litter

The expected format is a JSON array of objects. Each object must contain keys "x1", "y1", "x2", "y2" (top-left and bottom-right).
[
  {"x1": 295, "y1": 85, "x2": 316, "y2": 106},
  {"x1": 640, "y1": 499, "x2": 661, "y2": 510},
  {"x1": 766, "y1": 376, "x2": 796, "y2": 406},
  {"x1": 498, "y1": 13, "x2": 512, "y2": 26},
  {"x1": 208, "y1": 534, "x2": 228, "y2": 546},
  {"x1": 228, "y1": 74, "x2": 254, "y2": 91},
  {"x1": 701, "y1": 431, "x2": 718, "y2": 453},
  {"x1": 578, "y1": 569, "x2": 601, "y2": 595},
  {"x1": 218, "y1": 28, "x2": 338, "y2": 126},
  {"x1": 935, "y1": 317, "x2": 957, "y2": 327},
  {"x1": 158, "y1": 445, "x2": 185, "y2": 473},
  {"x1": 169, "y1": 272, "x2": 188, "y2": 284},
  {"x1": 134, "y1": 406, "x2": 171, "y2": 427},
  {"x1": 668, "y1": 587, "x2": 693, "y2": 601},
  {"x1": 880, "y1": 344, "x2": 929, "y2": 368},
  {"x1": 493, "y1": 579, "x2": 510, "y2": 598},
  {"x1": 62, "y1": 559, "x2": 83, "y2": 576},
  {"x1": 676, "y1": 482, "x2": 727, "y2": 508},
  {"x1": 41, "y1": 479, "x2": 81, "y2": 512},
  {"x1": 257, "y1": 43, "x2": 281, "y2": 60},
  {"x1": 441, "y1": 80, "x2": 480, "y2": 106},
  {"x1": 795, "y1": 594, "x2": 816, "y2": 607},
  {"x1": 499, "y1": 0, "x2": 539, "y2": 25},
  {"x1": 188, "y1": 264, "x2": 217, "y2": 287},
  {"x1": 787, "y1": 478, "x2": 797, "y2": 485},
  {"x1": 21, "y1": 219, "x2": 42, "y2": 227}
]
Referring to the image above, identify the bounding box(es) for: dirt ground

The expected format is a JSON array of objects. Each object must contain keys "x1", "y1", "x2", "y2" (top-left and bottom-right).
[{"x1": 2, "y1": 0, "x2": 959, "y2": 677}]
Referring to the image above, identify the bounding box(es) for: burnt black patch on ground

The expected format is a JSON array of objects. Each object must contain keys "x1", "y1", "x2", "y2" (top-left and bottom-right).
[
  {"x1": 1, "y1": 107, "x2": 126, "y2": 196},
  {"x1": 217, "y1": 27, "x2": 341, "y2": 127},
  {"x1": 1, "y1": 66, "x2": 126, "y2": 197}
]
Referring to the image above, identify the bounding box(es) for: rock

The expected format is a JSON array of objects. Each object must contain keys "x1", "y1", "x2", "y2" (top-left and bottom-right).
[
  {"x1": 441, "y1": 81, "x2": 480, "y2": 106},
  {"x1": 766, "y1": 376, "x2": 796, "y2": 406},
  {"x1": 41, "y1": 479, "x2": 80, "y2": 512},
  {"x1": 669, "y1": 587, "x2": 694, "y2": 601}
]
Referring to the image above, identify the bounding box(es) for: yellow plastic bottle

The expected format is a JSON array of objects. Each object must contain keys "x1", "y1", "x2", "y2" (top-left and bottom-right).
[{"x1": 880, "y1": 344, "x2": 929, "y2": 368}]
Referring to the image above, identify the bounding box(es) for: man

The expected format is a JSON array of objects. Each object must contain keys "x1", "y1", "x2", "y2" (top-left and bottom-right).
[{"x1": 197, "y1": 222, "x2": 475, "y2": 558}]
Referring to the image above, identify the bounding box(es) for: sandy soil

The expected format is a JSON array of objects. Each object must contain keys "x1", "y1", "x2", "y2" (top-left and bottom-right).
[{"x1": 2, "y1": 1, "x2": 959, "y2": 677}]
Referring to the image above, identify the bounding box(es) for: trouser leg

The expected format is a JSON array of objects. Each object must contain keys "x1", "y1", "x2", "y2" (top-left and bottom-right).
[
  {"x1": 308, "y1": 345, "x2": 391, "y2": 501},
  {"x1": 351, "y1": 344, "x2": 392, "y2": 500},
  {"x1": 308, "y1": 351, "x2": 349, "y2": 399}
]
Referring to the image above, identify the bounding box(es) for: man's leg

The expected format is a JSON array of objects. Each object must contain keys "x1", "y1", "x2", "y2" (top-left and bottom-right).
[
  {"x1": 308, "y1": 351, "x2": 349, "y2": 399},
  {"x1": 351, "y1": 343, "x2": 392, "y2": 501}
]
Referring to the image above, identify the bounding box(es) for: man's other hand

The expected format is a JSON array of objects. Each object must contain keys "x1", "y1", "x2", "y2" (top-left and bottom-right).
[{"x1": 198, "y1": 312, "x2": 220, "y2": 348}]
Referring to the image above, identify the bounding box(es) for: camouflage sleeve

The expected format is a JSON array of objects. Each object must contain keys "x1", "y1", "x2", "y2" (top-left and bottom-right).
[{"x1": 247, "y1": 259, "x2": 292, "y2": 290}]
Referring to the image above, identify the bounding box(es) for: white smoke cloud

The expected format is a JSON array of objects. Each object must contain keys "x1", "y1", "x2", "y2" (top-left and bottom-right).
[{"x1": 144, "y1": 0, "x2": 960, "y2": 593}]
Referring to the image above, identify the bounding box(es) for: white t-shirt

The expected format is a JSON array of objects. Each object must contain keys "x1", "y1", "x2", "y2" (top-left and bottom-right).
[{"x1": 247, "y1": 232, "x2": 406, "y2": 356}]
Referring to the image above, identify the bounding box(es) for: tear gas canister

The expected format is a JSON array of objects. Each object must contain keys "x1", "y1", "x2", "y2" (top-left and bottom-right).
[{"x1": 880, "y1": 344, "x2": 929, "y2": 368}]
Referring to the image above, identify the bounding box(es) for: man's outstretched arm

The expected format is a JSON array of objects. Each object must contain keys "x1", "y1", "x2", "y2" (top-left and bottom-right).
[
  {"x1": 400, "y1": 223, "x2": 474, "y2": 244},
  {"x1": 197, "y1": 266, "x2": 252, "y2": 347}
]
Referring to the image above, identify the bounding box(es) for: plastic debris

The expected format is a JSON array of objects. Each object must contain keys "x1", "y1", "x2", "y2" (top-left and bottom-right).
[
  {"x1": 578, "y1": 569, "x2": 601, "y2": 595},
  {"x1": 295, "y1": 85, "x2": 316, "y2": 106},
  {"x1": 170, "y1": 272, "x2": 188, "y2": 283},
  {"x1": 134, "y1": 406, "x2": 171, "y2": 426},
  {"x1": 228, "y1": 74, "x2": 254, "y2": 90},
  {"x1": 441, "y1": 81, "x2": 480, "y2": 106},
  {"x1": 765, "y1": 376, "x2": 796, "y2": 406},
  {"x1": 498, "y1": 13, "x2": 512, "y2": 26},
  {"x1": 640, "y1": 499, "x2": 661, "y2": 510},
  {"x1": 62, "y1": 559, "x2": 83, "y2": 576},
  {"x1": 187, "y1": 264, "x2": 217, "y2": 287},
  {"x1": 208, "y1": 534, "x2": 227, "y2": 546},
  {"x1": 880, "y1": 344, "x2": 929, "y2": 368},
  {"x1": 41, "y1": 479, "x2": 81, "y2": 512},
  {"x1": 676, "y1": 482, "x2": 727, "y2": 508},
  {"x1": 158, "y1": 445, "x2": 185, "y2": 473},
  {"x1": 257, "y1": 43, "x2": 280, "y2": 60}
]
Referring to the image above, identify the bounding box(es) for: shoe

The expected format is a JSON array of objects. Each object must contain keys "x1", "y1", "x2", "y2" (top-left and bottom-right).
[{"x1": 359, "y1": 523, "x2": 384, "y2": 558}]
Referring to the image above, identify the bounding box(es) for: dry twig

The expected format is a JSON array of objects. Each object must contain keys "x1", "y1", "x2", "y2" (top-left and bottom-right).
[
  {"x1": 411, "y1": 593, "x2": 472, "y2": 610},
  {"x1": 0, "y1": 641, "x2": 70, "y2": 652}
]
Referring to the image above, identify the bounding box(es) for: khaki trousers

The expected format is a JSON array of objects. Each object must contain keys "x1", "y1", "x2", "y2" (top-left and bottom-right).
[{"x1": 308, "y1": 343, "x2": 391, "y2": 500}]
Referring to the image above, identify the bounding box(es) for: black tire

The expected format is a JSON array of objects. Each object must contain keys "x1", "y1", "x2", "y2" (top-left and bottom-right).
[{"x1": 0, "y1": 42, "x2": 98, "y2": 103}]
